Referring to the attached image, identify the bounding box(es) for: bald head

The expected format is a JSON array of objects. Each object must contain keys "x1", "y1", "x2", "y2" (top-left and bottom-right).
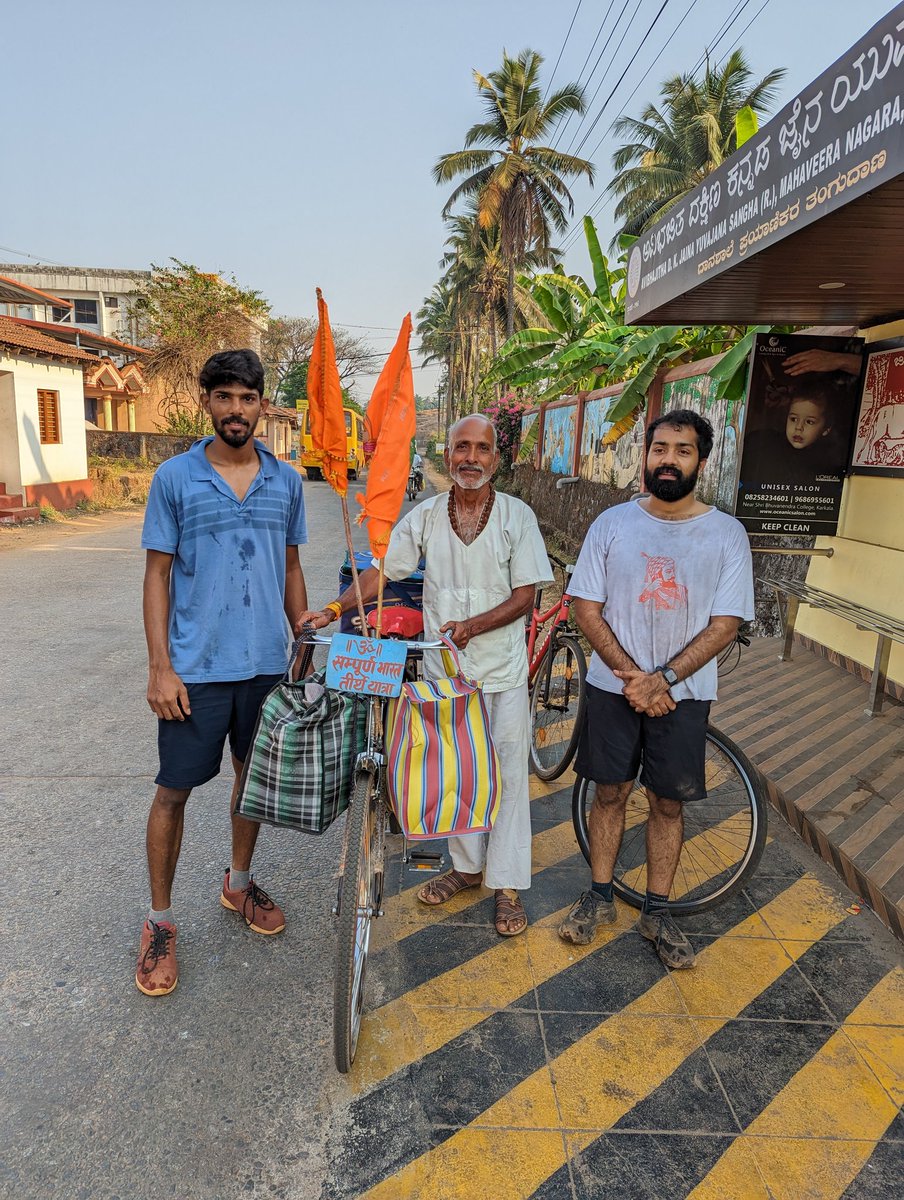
[{"x1": 447, "y1": 414, "x2": 497, "y2": 453}]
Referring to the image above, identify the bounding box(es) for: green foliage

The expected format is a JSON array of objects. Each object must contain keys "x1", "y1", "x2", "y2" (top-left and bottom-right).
[
  {"x1": 734, "y1": 105, "x2": 759, "y2": 147},
  {"x1": 607, "y1": 50, "x2": 785, "y2": 243},
  {"x1": 483, "y1": 216, "x2": 764, "y2": 439},
  {"x1": 434, "y1": 47, "x2": 594, "y2": 344},
  {"x1": 39, "y1": 502, "x2": 63, "y2": 522},
  {"x1": 276, "y1": 360, "x2": 309, "y2": 407},
  {"x1": 482, "y1": 393, "x2": 533, "y2": 472},
  {"x1": 130, "y1": 258, "x2": 269, "y2": 433}
]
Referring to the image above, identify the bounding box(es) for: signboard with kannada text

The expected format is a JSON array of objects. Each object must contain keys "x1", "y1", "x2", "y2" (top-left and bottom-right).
[
  {"x1": 626, "y1": 4, "x2": 904, "y2": 322},
  {"x1": 326, "y1": 633, "x2": 408, "y2": 698}
]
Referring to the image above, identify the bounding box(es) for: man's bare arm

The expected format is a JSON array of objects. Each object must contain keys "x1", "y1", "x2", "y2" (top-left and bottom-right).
[
  {"x1": 572, "y1": 597, "x2": 638, "y2": 674},
  {"x1": 293, "y1": 566, "x2": 382, "y2": 632},
  {"x1": 441, "y1": 584, "x2": 534, "y2": 650},
  {"x1": 615, "y1": 615, "x2": 741, "y2": 712},
  {"x1": 574, "y1": 596, "x2": 676, "y2": 716},
  {"x1": 284, "y1": 545, "x2": 308, "y2": 628},
  {"x1": 666, "y1": 615, "x2": 741, "y2": 681},
  {"x1": 143, "y1": 550, "x2": 191, "y2": 721}
]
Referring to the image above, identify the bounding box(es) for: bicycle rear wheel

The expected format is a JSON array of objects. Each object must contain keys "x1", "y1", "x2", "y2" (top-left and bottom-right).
[
  {"x1": 571, "y1": 726, "x2": 767, "y2": 914},
  {"x1": 529, "y1": 634, "x2": 587, "y2": 781},
  {"x1": 333, "y1": 769, "x2": 381, "y2": 1072}
]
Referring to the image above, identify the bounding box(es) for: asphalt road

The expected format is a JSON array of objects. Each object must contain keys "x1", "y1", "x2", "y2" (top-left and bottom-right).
[{"x1": 0, "y1": 474, "x2": 427, "y2": 1200}]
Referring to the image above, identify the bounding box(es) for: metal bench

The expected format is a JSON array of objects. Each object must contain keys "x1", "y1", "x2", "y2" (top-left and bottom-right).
[{"x1": 762, "y1": 575, "x2": 904, "y2": 717}]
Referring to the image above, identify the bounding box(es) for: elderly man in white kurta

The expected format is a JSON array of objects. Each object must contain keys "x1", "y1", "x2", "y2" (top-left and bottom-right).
[{"x1": 297, "y1": 414, "x2": 552, "y2": 935}]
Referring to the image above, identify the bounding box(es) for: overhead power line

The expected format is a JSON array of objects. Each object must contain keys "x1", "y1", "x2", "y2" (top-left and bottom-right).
[
  {"x1": 554, "y1": 0, "x2": 634, "y2": 151},
  {"x1": 543, "y1": 0, "x2": 584, "y2": 101},
  {"x1": 559, "y1": 0, "x2": 772, "y2": 255},
  {"x1": 572, "y1": 0, "x2": 673, "y2": 157},
  {"x1": 720, "y1": 0, "x2": 774, "y2": 62},
  {"x1": 561, "y1": 0, "x2": 642, "y2": 154}
]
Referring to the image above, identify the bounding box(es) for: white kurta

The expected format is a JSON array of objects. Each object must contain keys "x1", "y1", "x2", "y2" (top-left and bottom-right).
[{"x1": 379, "y1": 492, "x2": 553, "y2": 889}]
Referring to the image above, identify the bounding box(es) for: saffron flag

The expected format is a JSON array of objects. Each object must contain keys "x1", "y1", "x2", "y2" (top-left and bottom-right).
[
  {"x1": 356, "y1": 314, "x2": 416, "y2": 559},
  {"x1": 307, "y1": 288, "x2": 348, "y2": 496}
]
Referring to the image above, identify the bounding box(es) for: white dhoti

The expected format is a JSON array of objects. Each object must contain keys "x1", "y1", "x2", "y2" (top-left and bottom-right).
[{"x1": 447, "y1": 683, "x2": 532, "y2": 891}]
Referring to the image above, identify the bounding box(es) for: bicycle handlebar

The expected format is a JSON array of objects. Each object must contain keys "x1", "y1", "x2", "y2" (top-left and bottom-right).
[
  {"x1": 298, "y1": 631, "x2": 447, "y2": 652},
  {"x1": 548, "y1": 552, "x2": 577, "y2": 577}
]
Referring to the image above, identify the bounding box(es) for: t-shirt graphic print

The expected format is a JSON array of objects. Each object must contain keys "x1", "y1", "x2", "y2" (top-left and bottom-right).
[
  {"x1": 568, "y1": 500, "x2": 754, "y2": 702},
  {"x1": 638, "y1": 554, "x2": 688, "y2": 611}
]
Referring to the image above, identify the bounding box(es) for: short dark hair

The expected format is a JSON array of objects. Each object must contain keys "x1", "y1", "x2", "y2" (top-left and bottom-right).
[
  {"x1": 199, "y1": 349, "x2": 265, "y2": 397},
  {"x1": 646, "y1": 408, "x2": 714, "y2": 461}
]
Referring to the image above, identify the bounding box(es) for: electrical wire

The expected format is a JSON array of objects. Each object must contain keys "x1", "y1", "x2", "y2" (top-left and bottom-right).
[
  {"x1": 561, "y1": 0, "x2": 643, "y2": 154},
  {"x1": 551, "y1": 0, "x2": 621, "y2": 149},
  {"x1": 558, "y1": 0, "x2": 768, "y2": 254},
  {"x1": 543, "y1": 0, "x2": 584, "y2": 101},
  {"x1": 719, "y1": 0, "x2": 773, "y2": 62},
  {"x1": 572, "y1": 0, "x2": 673, "y2": 157}
]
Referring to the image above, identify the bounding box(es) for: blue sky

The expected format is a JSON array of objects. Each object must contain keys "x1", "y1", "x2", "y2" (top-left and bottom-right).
[{"x1": 1, "y1": 0, "x2": 896, "y2": 395}]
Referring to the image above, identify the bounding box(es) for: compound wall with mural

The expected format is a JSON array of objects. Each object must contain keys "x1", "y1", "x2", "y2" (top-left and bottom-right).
[{"x1": 541, "y1": 403, "x2": 577, "y2": 475}]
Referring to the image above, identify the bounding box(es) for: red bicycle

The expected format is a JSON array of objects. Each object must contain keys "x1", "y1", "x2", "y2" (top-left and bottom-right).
[{"x1": 527, "y1": 554, "x2": 587, "y2": 781}]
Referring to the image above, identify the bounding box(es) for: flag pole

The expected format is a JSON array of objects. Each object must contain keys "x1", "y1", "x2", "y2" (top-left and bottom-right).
[
  {"x1": 340, "y1": 494, "x2": 368, "y2": 635},
  {"x1": 375, "y1": 559, "x2": 386, "y2": 638}
]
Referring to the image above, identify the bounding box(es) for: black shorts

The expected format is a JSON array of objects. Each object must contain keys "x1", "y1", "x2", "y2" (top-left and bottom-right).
[
  {"x1": 575, "y1": 684, "x2": 711, "y2": 802},
  {"x1": 156, "y1": 674, "x2": 282, "y2": 790}
]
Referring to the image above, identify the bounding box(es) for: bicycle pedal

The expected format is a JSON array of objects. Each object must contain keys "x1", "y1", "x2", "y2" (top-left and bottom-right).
[{"x1": 405, "y1": 849, "x2": 445, "y2": 873}]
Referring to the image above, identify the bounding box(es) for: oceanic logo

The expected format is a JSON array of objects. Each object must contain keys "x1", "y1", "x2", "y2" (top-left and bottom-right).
[
  {"x1": 769, "y1": 336, "x2": 780, "y2": 347},
  {"x1": 627, "y1": 247, "x2": 642, "y2": 298}
]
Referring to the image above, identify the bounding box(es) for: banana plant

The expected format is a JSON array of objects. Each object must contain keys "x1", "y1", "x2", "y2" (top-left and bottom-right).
[{"x1": 483, "y1": 216, "x2": 779, "y2": 441}]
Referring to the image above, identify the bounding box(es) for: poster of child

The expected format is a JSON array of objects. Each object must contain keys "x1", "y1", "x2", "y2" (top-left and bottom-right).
[{"x1": 735, "y1": 333, "x2": 863, "y2": 535}]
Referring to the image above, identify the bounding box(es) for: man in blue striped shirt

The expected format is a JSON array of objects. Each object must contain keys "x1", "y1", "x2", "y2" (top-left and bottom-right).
[{"x1": 136, "y1": 349, "x2": 308, "y2": 996}]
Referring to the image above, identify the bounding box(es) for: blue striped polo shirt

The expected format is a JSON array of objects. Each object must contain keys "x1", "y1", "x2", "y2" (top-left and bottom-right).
[{"x1": 142, "y1": 437, "x2": 308, "y2": 683}]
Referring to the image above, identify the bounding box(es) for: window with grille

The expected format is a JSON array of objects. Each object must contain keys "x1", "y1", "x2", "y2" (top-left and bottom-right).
[{"x1": 37, "y1": 390, "x2": 61, "y2": 444}]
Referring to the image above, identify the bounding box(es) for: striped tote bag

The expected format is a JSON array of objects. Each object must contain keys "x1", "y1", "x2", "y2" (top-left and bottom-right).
[
  {"x1": 235, "y1": 670, "x2": 366, "y2": 834},
  {"x1": 384, "y1": 640, "x2": 501, "y2": 840}
]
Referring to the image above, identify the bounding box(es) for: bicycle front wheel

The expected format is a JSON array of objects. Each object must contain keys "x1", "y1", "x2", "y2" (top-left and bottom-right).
[
  {"x1": 529, "y1": 634, "x2": 587, "y2": 781},
  {"x1": 571, "y1": 725, "x2": 767, "y2": 914},
  {"x1": 333, "y1": 769, "x2": 381, "y2": 1073}
]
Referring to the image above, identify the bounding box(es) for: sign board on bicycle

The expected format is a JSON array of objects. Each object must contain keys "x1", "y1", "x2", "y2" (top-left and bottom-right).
[{"x1": 326, "y1": 633, "x2": 408, "y2": 698}]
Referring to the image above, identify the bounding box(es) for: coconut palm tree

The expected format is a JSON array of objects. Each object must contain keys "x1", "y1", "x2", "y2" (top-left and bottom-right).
[
  {"x1": 608, "y1": 49, "x2": 785, "y2": 241},
  {"x1": 434, "y1": 48, "x2": 594, "y2": 336}
]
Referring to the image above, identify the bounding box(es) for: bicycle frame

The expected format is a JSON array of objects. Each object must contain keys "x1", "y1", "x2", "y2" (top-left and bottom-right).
[{"x1": 527, "y1": 556, "x2": 576, "y2": 685}]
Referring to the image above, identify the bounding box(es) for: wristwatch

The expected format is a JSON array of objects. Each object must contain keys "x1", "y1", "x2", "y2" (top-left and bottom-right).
[{"x1": 655, "y1": 665, "x2": 679, "y2": 686}]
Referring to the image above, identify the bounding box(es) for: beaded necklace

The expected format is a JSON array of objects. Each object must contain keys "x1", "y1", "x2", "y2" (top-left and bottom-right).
[{"x1": 448, "y1": 485, "x2": 495, "y2": 546}]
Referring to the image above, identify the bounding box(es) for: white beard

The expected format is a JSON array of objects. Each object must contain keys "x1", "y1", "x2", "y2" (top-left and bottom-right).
[{"x1": 452, "y1": 465, "x2": 493, "y2": 490}]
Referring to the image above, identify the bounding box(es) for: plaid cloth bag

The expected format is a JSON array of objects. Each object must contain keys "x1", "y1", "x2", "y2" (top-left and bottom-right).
[
  {"x1": 235, "y1": 666, "x2": 366, "y2": 835},
  {"x1": 384, "y1": 636, "x2": 501, "y2": 840}
]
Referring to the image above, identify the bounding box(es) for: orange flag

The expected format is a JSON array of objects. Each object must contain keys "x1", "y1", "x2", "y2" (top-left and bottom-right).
[
  {"x1": 355, "y1": 314, "x2": 416, "y2": 559},
  {"x1": 307, "y1": 288, "x2": 348, "y2": 496},
  {"x1": 364, "y1": 312, "x2": 412, "y2": 452}
]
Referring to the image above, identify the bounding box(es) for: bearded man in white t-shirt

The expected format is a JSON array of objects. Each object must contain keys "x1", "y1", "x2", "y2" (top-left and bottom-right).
[
  {"x1": 297, "y1": 414, "x2": 553, "y2": 937},
  {"x1": 559, "y1": 409, "x2": 754, "y2": 968}
]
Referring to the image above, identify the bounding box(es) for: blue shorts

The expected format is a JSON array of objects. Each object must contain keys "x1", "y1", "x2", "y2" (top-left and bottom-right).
[{"x1": 155, "y1": 674, "x2": 282, "y2": 790}]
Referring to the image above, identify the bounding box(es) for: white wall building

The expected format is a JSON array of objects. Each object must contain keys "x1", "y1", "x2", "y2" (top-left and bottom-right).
[
  {"x1": 0, "y1": 264, "x2": 150, "y2": 342},
  {"x1": 0, "y1": 316, "x2": 95, "y2": 520}
]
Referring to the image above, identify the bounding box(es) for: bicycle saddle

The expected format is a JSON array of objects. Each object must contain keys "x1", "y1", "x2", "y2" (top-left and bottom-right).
[{"x1": 366, "y1": 606, "x2": 424, "y2": 638}]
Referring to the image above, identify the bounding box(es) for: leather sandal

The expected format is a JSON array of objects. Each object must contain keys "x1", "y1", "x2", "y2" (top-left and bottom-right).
[
  {"x1": 417, "y1": 869, "x2": 482, "y2": 906},
  {"x1": 494, "y1": 889, "x2": 527, "y2": 937}
]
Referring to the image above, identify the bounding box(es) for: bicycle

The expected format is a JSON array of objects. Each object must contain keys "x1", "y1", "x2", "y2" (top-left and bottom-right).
[
  {"x1": 304, "y1": 617, "x2": 442, "y2": 1074},
  {"x1": 527, "y1": 554, "x2": 587, "y2": 781},
  {"x1": 571, "y1": 632, "x2": 766, "y2": 914}
]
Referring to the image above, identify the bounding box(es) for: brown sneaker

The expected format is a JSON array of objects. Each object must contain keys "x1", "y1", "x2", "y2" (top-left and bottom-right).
[
  {"x1": 220, "y1": 870, "x2": 285, "y2": 935},
  {"x1": 135, "y1": 919, "x2": 178, "y2": 996},
  {"x1": 558, "y1": 891, "x2": 617, "y2": 945}
]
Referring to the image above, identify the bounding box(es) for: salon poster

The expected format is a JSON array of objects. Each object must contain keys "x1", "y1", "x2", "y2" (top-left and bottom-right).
[{"x1": 735, "y1": 333, "x2": 863, "y2": 535}]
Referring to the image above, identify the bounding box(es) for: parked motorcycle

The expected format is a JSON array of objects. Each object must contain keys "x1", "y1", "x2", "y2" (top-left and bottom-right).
[{"x1": 406, "y1": 469, "x2": 419, "y2": 501}]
